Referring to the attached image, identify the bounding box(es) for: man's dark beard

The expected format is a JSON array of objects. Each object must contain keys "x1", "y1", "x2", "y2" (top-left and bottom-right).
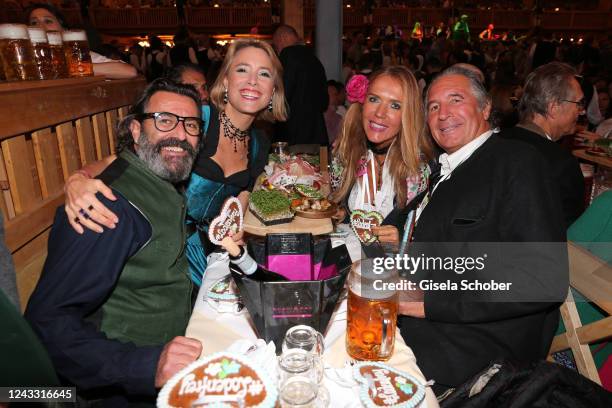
[{"x1": 136, "y1": 132, "x2": 197, "y2": 184}]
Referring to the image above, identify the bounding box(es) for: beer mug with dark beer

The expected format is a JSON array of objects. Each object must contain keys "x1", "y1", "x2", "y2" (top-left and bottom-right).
[
  {"x1": 346, "y1": 258, "x2": 398, "y2": 361},
  {"x1": 0, "y1": 24, "x2": 38, "y2": 81},
  {"x1": 46, "y1": 31, "x2": 68, "y2": 79},
  {"x1": 27, "y1": 27, "x2": 53, "y2": 80},
  {"x1": 62, "y1": 30, "x2": 93, "y2": 77}
]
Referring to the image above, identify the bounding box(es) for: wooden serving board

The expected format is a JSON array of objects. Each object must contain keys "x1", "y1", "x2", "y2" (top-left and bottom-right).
[{"x1": 243, "y1": 208, "x2": 333, "y2": 236}]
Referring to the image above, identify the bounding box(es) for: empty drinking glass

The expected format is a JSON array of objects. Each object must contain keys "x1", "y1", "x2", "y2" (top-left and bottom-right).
[
  {"x1": 278, "y1": 351, "x2": 329, "y2": 408},
  {"x1": 282, "y1": 325, "x2": 325, "y2": 356}
]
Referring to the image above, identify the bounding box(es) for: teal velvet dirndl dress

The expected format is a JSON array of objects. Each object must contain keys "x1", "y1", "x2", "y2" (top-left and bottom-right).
[{"x1": 185, "y1": 105, "x2": 269, "y2": 286}]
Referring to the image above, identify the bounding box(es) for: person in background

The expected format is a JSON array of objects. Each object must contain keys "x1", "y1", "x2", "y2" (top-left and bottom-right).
[
  {"x1": 195, "y1": 34, "x2": 211, "y2": 74},
  {"x1": 25, "y1": 79, "x2": 204, "y2": 406},
  {"x1": 147, "y1": 35, "x2": 170, "y2": 81},
  {"x1": 170, "y1": 26, "x2": 198, "y2": 67},
  {"x1": 331, "y1": 66, "x2": 433, "y2": 245},
  {"x1": 325, "y1": 80, "x2": 344, "y2": 147},
  {"x1": 452, "y1": 14, "x2": 470, "y2": 42},
  {"x1": 490, "y1": 83, "x2": 520, "y2": 129},
  {"x1": 62, "y1": 40, "x2": 288, "y2": 287},
  {"x1": 272, "y1": 24, "x2": 329, "y2": 146},
  {"x1": 205, "y1": 37, "x2": 224, "y2": 83},
  {"x1": 129, "y1": 44, "x2": 147, "y2": 75},
  {"x1": 166, "y1": 63, "x2": 211, "y2": 140},
  {"x1": 411, "y1": 22, "x2": 423, "y2": 42},
  {"x1": 501, "y1": 62, "x2": 585, "y2": 228},
  {"x1": 598, "y1": 90, "x2": 610, "y2": 120},
  {"x1": 335, "y1": 81, "x2": 347, "y2": 117},
  {"x1": 479, "y1": 24, "x2": 495, "y2": 41},
  {"x1": 167, "y1": 63, "x2": 209, "y2": 105},
  {"x1": 27, "y1": 3, "x2": 137, "y2": 79}
]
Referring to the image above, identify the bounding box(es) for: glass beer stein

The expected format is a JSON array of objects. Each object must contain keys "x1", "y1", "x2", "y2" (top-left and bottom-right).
[
  {"x1": 346, "y1": 258, "x2": 398, "y2": 361},
  {"x1": 62, "y1": 30, "x2": 93, "y2": 77},
  {"x1": 282, "y1": 325, "x2": 325, "y2": 357},
  {"x1": 0, "y1": 24, "x2": 38, "y2": 81},
  {"x1": 27, "y1": 27, "x2": 53, "y2": 80},
  {"x1": 46, "y1": 31, "x2": 68, "y2": 79}
]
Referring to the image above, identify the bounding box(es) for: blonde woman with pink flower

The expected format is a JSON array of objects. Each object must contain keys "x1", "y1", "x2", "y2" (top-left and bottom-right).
[{"x1": 331, "y1": 66, "x2": 434, "y2": 245}]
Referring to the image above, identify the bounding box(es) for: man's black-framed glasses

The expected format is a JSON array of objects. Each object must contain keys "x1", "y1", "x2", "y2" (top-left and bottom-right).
[
  {"x1": 138, "y1": 112, "x2": 204, "y2": 137},
  {"x1": 561, "y1": 97, "x2": 586, "y2": 110}
]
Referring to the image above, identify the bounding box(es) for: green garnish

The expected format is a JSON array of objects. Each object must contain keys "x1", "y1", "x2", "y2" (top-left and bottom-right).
[
  {"x1": 295, "y1": 184, "x2": 323, "y2": 199},
  {"x1": 300, "y1": 154, "x2": 320, "y2": 167},
  {"x1": 268, "y1": 153, "x2": 281, "y2": 163},
  {"x1": 250, "y1": 190, "x2": 291, "y2": 215}
]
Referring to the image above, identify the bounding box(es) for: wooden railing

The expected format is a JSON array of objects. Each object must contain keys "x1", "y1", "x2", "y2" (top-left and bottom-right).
[
  {"x1": 301, "y1": 7, "x2": 611, "y2": 32},
  {"x1": 0, "y1": 5, "x2": 610, "y2": 33},
  {"x1": 0, "y1": 77, "x2": 146, "y2": 308},
  {"x1": 186, "y1": 6, "x2": 272, "y2": 29}
]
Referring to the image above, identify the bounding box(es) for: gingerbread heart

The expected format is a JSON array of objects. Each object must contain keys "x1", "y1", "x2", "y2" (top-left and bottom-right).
[
  {"x1": 157, "y1": 352, "x2": 278, "y2": 408},
  {"x1": 208, "y1": 197, "x2": 243, "y2": 245},
  {"x1": 350, "y1": 210, "x2": 383, "y2": 244},
  {"x1": 353, "y1": 362, "x2": 425, "y2": 408}
]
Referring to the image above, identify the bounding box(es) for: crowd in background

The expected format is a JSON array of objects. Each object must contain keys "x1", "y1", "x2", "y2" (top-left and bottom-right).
[
  {"x1": 5, "y1": 0, "x2": 604, "y2": 10},
  {"x1": 82, "y1": 16, "x2": 612, "y2": 143},
  {"x1": 335, "y1": 25, "x2": 612, "y2": 138}
]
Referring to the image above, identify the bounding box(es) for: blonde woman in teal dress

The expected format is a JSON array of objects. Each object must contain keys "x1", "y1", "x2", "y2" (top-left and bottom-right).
[{"x1": 62, "y1": 40, "x2": 288, "y2": 286}]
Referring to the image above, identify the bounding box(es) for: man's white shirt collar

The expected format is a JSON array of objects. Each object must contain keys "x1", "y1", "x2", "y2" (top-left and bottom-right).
[
  {"x1": 438, "y1": 130, "x2": 494, "y2": 178},
  {"x1": 415, "y1": 130, "x2": 494, "y2": 223}
]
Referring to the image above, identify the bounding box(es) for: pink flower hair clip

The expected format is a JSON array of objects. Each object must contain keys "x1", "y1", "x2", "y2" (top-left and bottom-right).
[{"x1": 346, "y1": 74, "x2": 369, "y2": 104}]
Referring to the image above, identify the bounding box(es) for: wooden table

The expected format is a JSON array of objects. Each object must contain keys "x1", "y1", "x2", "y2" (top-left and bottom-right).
[
  {"x1": 243, "y1": 208, "x2": 334, "y2": 236},
  {"x1": 186, "y1": 238, "x2": 439, "y2": 408},
  {"x1": 573, "y1": 149, "x2": 612, "y2": 168}
]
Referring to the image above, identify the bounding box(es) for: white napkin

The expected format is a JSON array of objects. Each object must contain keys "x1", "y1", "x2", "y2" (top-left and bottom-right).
[
  {"x1": 226, "y1": 339, "x2": 279, "y2": 383},
  {"x1": 195, "y1": 252, "x2": 244, "y2": 315}
]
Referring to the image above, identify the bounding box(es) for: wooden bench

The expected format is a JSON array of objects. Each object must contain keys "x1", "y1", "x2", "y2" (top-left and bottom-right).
[
  {"x1": 548, "y1": 241, "x2": 612, "y2": 385},
  {"x1": 0, "y1": 77, "x2": 146, "y2": 309}
]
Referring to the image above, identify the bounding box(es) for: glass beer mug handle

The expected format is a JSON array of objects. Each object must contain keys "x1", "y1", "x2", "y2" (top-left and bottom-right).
[
  {"x1": 315, "y1": 330, "x2": 325, "y2": 355},
  {"x1": 380, "y1": 307, "x2": 392, "y2": 357}
]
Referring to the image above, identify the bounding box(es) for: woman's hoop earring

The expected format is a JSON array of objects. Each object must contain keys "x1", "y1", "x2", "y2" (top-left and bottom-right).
[{"x1": 223, "y1": 88, "x2": 228, "y2": 104}]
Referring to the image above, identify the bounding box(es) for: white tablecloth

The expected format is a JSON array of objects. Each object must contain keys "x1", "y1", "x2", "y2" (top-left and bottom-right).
[{"x1": 185, "y1": 225, "x2": 439, "y2": 408}]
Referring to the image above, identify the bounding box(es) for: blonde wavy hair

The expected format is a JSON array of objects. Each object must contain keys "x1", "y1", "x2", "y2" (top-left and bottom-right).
[
  {"x1": 209, "y1": 39, "x2": 288, "y2": 122},
  {"x1": 331, "y1": 66, "x2": 432, "y2": 208}
]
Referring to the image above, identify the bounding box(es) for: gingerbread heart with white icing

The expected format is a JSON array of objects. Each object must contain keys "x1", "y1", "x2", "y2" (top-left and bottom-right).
[
  {"x1": 350, "y1": 210, "x2": 383, "y2": 244},
  {"x1": 353, "y1": 362, "x2": 425, "y2": 408},
  {"x1": 208, "y1": 197, "x2": 243, "y2": 245},
  {"x1": 157, "y1": 352, "x2": 278, "y2": 408}
]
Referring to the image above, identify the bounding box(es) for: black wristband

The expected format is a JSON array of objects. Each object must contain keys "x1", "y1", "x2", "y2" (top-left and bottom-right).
[{"x1": 228, "y1": 245, "x2": 245, "y2": 261}]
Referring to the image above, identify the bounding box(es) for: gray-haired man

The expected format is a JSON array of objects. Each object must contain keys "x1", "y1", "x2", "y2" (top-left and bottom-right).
[
  {"x1": 501, "y1": 62, "x2": 585, "y2": 227},
  {"x1": 398, "y1": 66, "x2": 567, "y2": 395}
]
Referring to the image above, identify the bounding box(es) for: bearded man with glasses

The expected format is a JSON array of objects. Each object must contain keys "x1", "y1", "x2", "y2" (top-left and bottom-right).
[
  {"x1": 501, "y1": 62, "x2": 585, "y2": 227},
  {"x1": 25, "y1": 79, "x2": 204, "y2": 407}
]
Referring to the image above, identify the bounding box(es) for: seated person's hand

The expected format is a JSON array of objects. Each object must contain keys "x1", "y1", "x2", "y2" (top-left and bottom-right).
[
  {"x1": 399, "y1": 285, "x2": 425, "y2": 317},
  {"x1": 65, "y1": 171, "x2": 118, "y2": 234},
  {"x1": 576, "y1": 129, "x2": 601, "y2": 144},
  {"x1": 229, "y1": 230, "x2": 245, "y2": 246},
  {"x1": 399, "y1": 300, "x2": 425, "y2": 318},
  {"x1": 155, "y1": 336, "x2": 202, "y2": 388},
  {"x1": 372, "y1": 225, "x2": 399, "y2": 245},
  {"x1": 331, "y1": 206, "x2": 346, "y2": 222}
]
